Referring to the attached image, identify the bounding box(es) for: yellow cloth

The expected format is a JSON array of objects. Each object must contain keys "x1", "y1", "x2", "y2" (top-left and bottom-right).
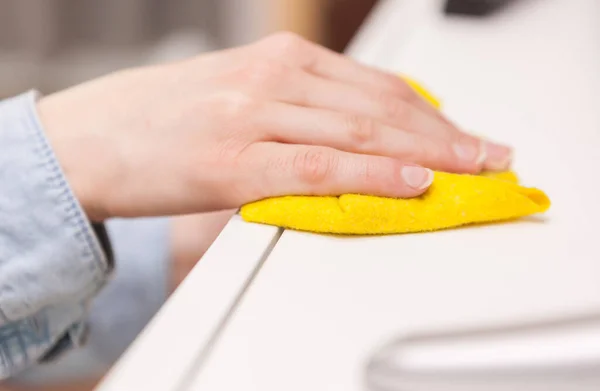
[
  {"x1": 239, "y1": 78, "x2": 551, "y2": 235},
  {"x1": 240, "y1": 171, "x2": 550, "y2": 235}
]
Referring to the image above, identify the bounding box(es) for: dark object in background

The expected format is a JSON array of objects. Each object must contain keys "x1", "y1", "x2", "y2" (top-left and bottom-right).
[
  {"x1": 327, "y1": 0, "x2": 379, "y2": 52},
  {"x1": 444, "y1": 0, "x2": 516, "y2": 16}
]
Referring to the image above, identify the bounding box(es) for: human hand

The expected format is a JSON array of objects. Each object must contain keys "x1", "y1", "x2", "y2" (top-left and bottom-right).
[{"x1": 37, "y1": 32, "x2": 512, "y2": 221}]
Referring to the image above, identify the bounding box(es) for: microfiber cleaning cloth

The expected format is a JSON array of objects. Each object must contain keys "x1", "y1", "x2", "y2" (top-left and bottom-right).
[
  {"x1": 240, "y1": 170, "x2": 550, "y2": 235},
  {"x1": 240, "y1": 77, "x2": 551, "y2": 235}
]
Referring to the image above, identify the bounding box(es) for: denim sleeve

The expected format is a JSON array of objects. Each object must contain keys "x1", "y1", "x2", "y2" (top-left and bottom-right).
[
  {"x1": 6, "y1": 217, "x2": 170, "y2": 387},
  {"x1": 0, "y1": 91, "x2": 113, "y2": 379}
]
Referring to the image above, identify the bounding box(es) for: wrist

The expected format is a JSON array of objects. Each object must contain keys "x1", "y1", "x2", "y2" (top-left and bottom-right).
[{"x1": 36, "y1": 92, "x2": 116, "y2": 222}]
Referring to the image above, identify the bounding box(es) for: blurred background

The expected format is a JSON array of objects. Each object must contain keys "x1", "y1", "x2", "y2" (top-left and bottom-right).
[
  {"x1": 0, "y1": 0, "x2": 378, "y2": 98},
  {"x1": 3, "y1": 1, "x2": 599, "y2": 391}
]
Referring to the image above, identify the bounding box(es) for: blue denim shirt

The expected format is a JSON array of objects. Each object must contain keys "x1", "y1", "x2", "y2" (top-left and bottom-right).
[{"x1": 0, "y1": 91, "x2": 170, "y2": 382}]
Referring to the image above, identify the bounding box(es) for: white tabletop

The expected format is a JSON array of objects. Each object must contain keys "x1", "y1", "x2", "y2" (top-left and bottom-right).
[{"x1": 96, "y1": 0, "x2": 600, "y2": 390}]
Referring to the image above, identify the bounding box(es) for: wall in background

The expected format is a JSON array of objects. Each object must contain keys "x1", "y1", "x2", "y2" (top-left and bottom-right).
[{"x1": 0, "y1": 0, "x2": 378, "y2": 97}]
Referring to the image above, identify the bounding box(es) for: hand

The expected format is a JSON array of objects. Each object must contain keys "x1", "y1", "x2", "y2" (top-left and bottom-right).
[{"x1": 37, "y1": 32, "x2": 512, "y2": 221}]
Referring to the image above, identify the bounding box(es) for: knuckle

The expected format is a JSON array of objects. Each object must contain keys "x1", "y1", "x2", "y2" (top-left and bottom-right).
[
  {"x1": 399, "y1": 139, "x2": 428, "y2": 165},
  {"x1": 413, "y1": 139, "x2": 451, "y2": 170},
  {"x1": 293, "y1": 148, "x2": 338, "y2": 185},
  {"x1": 244, "y1": 60, "x2": 288, "y2": 88},
  {"x1": 210, "y1": 91, "x2": 257, "y2": 120},
  {"x1": 391, "y1": 78, "x2": 415, "y2": 100},
  {"x1": 262, "y1": 31, "x2": 307, "y2": 57},
  {"x1": 265, "y1": 154, "x2": 288, "y2": 174},
  {"x1": 363, "y1": 158, "x2": 383, "y2": 184},
  {"x1": 378, "y1": 93, "x2": 411, "y2": 120},
  {"x1": 343, "y1": 115, "x2": 378, "y2": 145},
  {"x1": 380, "y1": 75, "x2": 417, "y2": 102}
]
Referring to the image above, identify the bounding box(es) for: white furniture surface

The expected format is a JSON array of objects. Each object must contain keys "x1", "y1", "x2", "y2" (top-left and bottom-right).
[{"x1": 95, "y1": 0, "x2": 600, "y2": 390}]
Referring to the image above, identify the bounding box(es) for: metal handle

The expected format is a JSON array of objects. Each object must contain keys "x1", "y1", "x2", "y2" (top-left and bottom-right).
[{"x1": 365, "y1": 312, "x2": 600, "y2": 391}]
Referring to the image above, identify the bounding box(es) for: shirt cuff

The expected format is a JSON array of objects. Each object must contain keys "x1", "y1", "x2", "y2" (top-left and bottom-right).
[
  {"x1": 0, "y1": 91, "x2": 113, "y2": 376},
  {"x1": 7, "y1": 217, "x2": 171, "y2": 385}
]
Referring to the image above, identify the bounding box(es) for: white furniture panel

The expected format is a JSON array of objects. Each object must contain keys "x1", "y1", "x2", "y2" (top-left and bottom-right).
[
  {"x1": 96, "y1": 0, "x2": 600, "y2": 390},
  {"x1": 96, "y1": 216, "x2": 281, "y2": 391},
  {"x1": 190, "y1": 0, "x2": 600, "y2": 390}
]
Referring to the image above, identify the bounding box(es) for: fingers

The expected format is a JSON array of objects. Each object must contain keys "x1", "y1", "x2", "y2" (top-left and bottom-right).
[
  {"x1": 269, "y1": 68, "x2": 483, "y2": 153},
  {"x1": 251, "y1": 102, "x2": 483, "y2": 174},
  {"x1": 239, "y1": 142, "x2": 433, "y2": 201},
  {"x1": 288, "y1": 66, "x2": 512, "y2": 171},
  {"x1": 255, "y1": 32, "x2": 446, "y2": 121},
  {"x1": 252, "y1": 33, "x2": 513, "y2": 171}
]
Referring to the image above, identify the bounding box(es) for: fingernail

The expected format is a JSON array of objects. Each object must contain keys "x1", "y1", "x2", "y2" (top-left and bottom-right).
[
  {"x1": 484, "y1": 141, "x2": 513, "y2": 171},
  {"x1": 452, "y1": 142, "x2": 486, "y2": 166},
  {"x1": 402, "y1": 166, "x2": 433, "y2": 190}
]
